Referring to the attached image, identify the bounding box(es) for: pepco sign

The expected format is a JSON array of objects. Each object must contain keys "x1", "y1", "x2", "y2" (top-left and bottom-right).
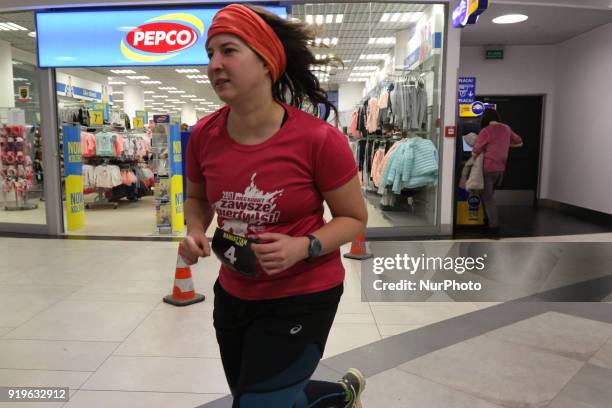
[
  {"x1": 120, "y1": 13, "x2": 205, "y2": 63},
  {"x1": 127, "y1": 22, "x2": 198, "y2": 53},
  {"x1": 36, "y1": 7, "x2": 287, "y2": 67}
]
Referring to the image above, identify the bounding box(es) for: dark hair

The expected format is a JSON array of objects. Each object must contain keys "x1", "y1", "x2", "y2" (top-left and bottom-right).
[
  {"x1": 480, "y1": 108, "x2": 501, "y2": 130},
  {"x1": 247, "y1": 5, "x2": 339, "y2": 122}
]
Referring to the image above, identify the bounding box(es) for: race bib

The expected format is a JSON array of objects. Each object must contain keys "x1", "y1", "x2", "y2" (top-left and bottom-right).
[{"x1": 211, "y1": 228, "x2": 258, "y2": 276}]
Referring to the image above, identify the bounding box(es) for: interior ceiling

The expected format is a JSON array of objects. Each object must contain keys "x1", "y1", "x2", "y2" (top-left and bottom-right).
[
  {"x1": 2, "y1": 2, "x2": 612, "y2": 112},
  {"x1": 461, "y1": 3, "x2": 612, "y2": 46}
]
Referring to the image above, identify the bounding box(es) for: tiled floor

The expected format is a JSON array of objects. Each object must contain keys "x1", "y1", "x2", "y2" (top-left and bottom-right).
[{"x1": 0, "y1": 235, "x2": 611, "y2": 407}]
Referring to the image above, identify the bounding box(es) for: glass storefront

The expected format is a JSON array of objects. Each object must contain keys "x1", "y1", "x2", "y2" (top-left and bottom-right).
[
  {"x1": 0, "y1": 11, "x2": 46, "y2": 226},
  {"x1": 0, "y1": 3, "x2": 453, "y2": 238}
]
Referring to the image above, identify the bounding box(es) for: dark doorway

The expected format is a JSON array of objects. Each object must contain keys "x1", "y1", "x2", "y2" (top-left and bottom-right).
[{"x1": 478, "y1": 95, "x2": 543, "y2": 198}]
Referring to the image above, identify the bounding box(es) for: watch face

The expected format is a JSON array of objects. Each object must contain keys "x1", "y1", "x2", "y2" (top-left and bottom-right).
[{"x1": 309, "y1": 237, "x2": 322, "y2": 258}]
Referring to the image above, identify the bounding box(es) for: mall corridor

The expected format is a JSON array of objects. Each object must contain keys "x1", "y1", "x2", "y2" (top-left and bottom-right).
[{"x1": 0, "y1": 234, "x2": 611, "y2": 407}]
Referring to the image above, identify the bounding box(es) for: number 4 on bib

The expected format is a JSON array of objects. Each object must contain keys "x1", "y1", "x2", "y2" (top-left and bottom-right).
[{"x1": 224, "y1": 246, "x2": 237, "y2": 265}]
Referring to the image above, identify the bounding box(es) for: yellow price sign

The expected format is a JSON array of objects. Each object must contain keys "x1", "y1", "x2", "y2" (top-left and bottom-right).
[
  {"x1": 90, "y1": 110, "x2": 104, "y2": 125},
  {"x1": 133, "y1": 117, "x2": 144, "y2": 129}
]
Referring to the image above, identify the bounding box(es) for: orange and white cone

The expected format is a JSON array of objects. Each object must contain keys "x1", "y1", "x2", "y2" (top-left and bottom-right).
[
  {"x1": 163, "y1": 254, "x2": 206, "y2": 306},
  {"x1": 343, "y1": 232, "x2": 373, "y2": 260}
]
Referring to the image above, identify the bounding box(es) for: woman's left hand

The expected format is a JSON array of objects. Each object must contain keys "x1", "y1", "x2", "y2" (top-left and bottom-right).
[{"x1": 251, "y1": 233, "x2": 309, "y2": 275}]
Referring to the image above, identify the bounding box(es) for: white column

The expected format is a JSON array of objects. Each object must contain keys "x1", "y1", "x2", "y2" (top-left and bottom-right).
[
  {"x1": 0, "y1": 40, "x2": 15, "y2": 109},
  {"x1": 122, "y1": 85, "x2": 144, "y2": 121},
  {"x1": 181, "y1": 103, "x2": 197, "y2": 126}
]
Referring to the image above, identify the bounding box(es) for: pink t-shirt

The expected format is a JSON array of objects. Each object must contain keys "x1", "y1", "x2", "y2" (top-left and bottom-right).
[
  {"x1": 186, "y1": 103, "x2": 358, "y2": 300},
  {"x1": 473, "y1": 123, "x2": 522, "y2": 172}
]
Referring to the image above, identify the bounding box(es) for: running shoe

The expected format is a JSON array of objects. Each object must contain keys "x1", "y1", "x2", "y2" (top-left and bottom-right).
[{"x1": 340, "y1": 367, "x2": 366, "y2": 408}]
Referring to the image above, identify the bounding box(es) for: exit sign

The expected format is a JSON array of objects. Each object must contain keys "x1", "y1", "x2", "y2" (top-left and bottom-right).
[{"x1": 486, "y1": 49, "x2": 504, "y2": 60}]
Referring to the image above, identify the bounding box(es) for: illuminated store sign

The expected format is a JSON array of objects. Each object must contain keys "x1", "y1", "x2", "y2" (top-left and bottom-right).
[
  {"x1": 452, "y1": 0, "x2": 488, "y2": 28},
  {"x1": 36, "y1": 6, "x2": 287, "y2": 68}
]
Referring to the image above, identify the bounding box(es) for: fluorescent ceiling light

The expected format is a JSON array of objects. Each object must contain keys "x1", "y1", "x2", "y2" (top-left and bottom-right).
[
  {"x1": 368, "y1": 37, "x2": 395, "y2": 45},
  {"x1": 315, "y1": 15, "x2": 323, "y2": 25},
  {"x1": 127, "y1": 75, "x2": 149, "y2": 80},
  {"x1": 28, "y1": 31, "x2": 36, "y2": 38},
  {"x1": 141, "y1": 80, "x2": 161, "y2": 84},
  {"x1": 187, "y1": 75, "x2": 208, "y2": 79},
  {"x1": 175, "y1": 68, "x2": 200, "y2": 73},
  {"x1": 113, "y1": 99, "x2": 124, "y2": 102},
  {"x1": 174, "y1": 101, "x2": 187, "y2": 104},
  {"x1": 108, "y1": 81, "x2": 126, "y2": 85},
  {"x1": 158, "y1": 86, "x2": 176, "y2": 90},
  {"x1": 112, "y1": 91, "x2": 124, "y2": 94},
  {"x1": 354, "y1": 66, "x2": 379, "y2": 71},
  {"x1": 11, "y1": 60, "x2": 22, "y2": 65},
  {"x1": 493, "y1": 14, "x2": 528, "y2": 24},
  {"x1": 196, "y1": 80, "x2": 210, "y2": 84},
  {"x1": 144, "y1": 91, "x2": 154, "y2": 94},
  {"x1": 166, "y1": 99, "x2": 180, "y2": 102},
  {"x1": 144, "y1": 99, "x2": 152, "y2": 102},
  {"x1": 168, "y1": 90, "x2": 186, "y2": 94},
  {"x1": 181, "y1": 94, "x2": 197, "y2": 98},
  {"x1": 191, "y1": 99, "x2": 207, "y2": 102},
  {"x1": 335, "y1": 14, "x2": 343, "y2": 23},
  {"x1": 326, "y1": 14, "x2": 333, "y2": 24},
  {"x1": 380, "y1": 13, "x2": 390, "y2": 22},
  {"x1": 152, "y1": 95, "x2": 168, "y2": 98},
  {"x1": 0, "y1": 22, "x2": 28, "y2": 31},
  {"x1": 305, "y1": 15, "x2": 313, "y2": 24},
  {"x1": 390, "y1": 13, "x2": 401, "y2": 22},
  {"x1": 152, "y1": 102, "x2": 165, "y2": 105},
  {"x1": 110, "y1": 69, "x2": 136, "y2": 74}
]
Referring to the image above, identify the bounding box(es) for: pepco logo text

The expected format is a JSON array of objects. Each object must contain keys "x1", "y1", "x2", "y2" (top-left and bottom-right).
[
  {"x1": 120, "y1": 13, "x2": 204, "y2": 63},
  {"x1": 127, "y1": 23, "x2": 198, "y2": 53}
]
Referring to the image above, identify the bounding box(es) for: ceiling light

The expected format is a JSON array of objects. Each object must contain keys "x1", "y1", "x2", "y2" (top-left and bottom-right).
[
  {"x1": 181, "y1": 94, "x2": 197, "y2": 98},
  {"x1": 335, "y1": 14, "x2": 343, "y2": 23},
  {"x1": 348, "y1": 78, "x2": 366, "y2": 82},
  {"x1": 493, "y1": 14, "x2": 528, "y2": 24},
  {"x1": 112, "y1": 91, "x2": 124, "y2": 94},
  {"x1": 13, "y1": 77, "x2": 28, "y2": 81},
  {"x1": 174, "y1": 101, "x2": 187, "y2": 104},
  {"x1": 166, "y1": 99, "x2": 180, "y2": 102},
  {"x1": 390, "y1": 13, "x2": 401, "y2": 22},
  {"x1": 0, "y1": 22, "x2": 28, "y2": 31},
  {"x1": 28, "y1": 31, "x2": 36, "y2": 38},
  {"x1": 196, "y1": 80, "x2": 210, "y2": 84},
  {"x1": 144, "y1": 91, "x2": 154, "y2": 94},
  {"x1": 152, "y1": 95, "x2": 168, "y2": 98},
  {"x1": 380, "y1": 13, "x2": 390, "y2": 23},
  {"x1": 144, "y1": 99, "x2": 152, "y2": 102},
  {"x1": 187, "y1": 75, "x2": 208, "y2": 79},
  {"x1": 315, "y1": 15, "x2": 323, "y2": 25},
  {"x1": 110, "y1": 69, "x2": 136, "y2": 74},
  {"x1": 168, "y1": 90, "x2": 186, "y2": 94},
  {"x1": 325, "y1": 14, "x2": 333, "y2": 24},
  {"x1": 108, "y1": 81, "x2": 126, "y2": 85},
  {"x1": 152, "y1": 102, "x2": 165, "y2": 105},
  {"x1": 127, "y1": 75, "x2": 149, "y2": 80},
  {"x1": 331, "y1": 38, "x2": 338, "y2": 46},
  {"x1": 322, "y1": 38, "x2": 330, "y2": 46},
  {"x1": 175, "y1": 68, "x2": 200, "y2": 73},
  {"x1": 359, "y1": 54, "x2": 388, "y2": 60},
  {"x1": 354, "y1": 66, "x2": 379, "y2": 71},
  {"x1": 141, "y1": 80, "x2": 161, "y2": 84},
  {"x1": 11, "y1": 60, "x2": 22, "y2": 65},
  {"x1": 113, "y1": 99, "x2": 124, "y2": 102},
  {"x1": 158, "y1": 86, "x2": 176, "y2": 90},
  {"x1": 191, "y1": 99, "x2": 206, "y2": 102},
  {"x1": 306, "y1": 15, "x2": 313, "y2": 24}
]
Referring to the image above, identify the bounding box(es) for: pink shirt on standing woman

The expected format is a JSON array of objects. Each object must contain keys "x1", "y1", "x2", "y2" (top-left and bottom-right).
[{"x1": 472, "y1": 123, "x2": 523, "y2": 173}]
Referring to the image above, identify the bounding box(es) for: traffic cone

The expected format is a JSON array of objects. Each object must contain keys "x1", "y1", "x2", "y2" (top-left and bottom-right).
[
  {"x1": 163, "y1": 255, "x2": 205, "y2": 306},
  {"x1": 343, "y1": 232, "x2": 373, "y2": 260}
]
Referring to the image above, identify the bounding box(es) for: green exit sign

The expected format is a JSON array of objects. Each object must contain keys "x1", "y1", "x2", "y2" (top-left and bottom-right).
[{"x1": 486, "y1": 49, "x2": 504, "y2": 60}]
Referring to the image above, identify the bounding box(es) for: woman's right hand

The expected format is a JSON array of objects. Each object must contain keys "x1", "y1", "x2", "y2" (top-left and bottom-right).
[{"x1": 179, "y1": 230, "x2": 211, "y2": 265}]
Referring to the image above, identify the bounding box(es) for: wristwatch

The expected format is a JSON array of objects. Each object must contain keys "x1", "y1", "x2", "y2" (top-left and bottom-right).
[{"x1": 306, "y1": 235, "x2": 322, "y2": 260}]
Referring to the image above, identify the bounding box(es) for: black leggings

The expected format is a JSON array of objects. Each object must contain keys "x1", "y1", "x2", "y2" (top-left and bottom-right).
[{"x1": 213, "y1": 280, "x2": 348, "y2": 407}]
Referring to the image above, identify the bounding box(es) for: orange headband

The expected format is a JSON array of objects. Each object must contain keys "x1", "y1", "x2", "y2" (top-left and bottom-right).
[{"x1": 206, "y1": 4, "x2": 287, "y2": 82}]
